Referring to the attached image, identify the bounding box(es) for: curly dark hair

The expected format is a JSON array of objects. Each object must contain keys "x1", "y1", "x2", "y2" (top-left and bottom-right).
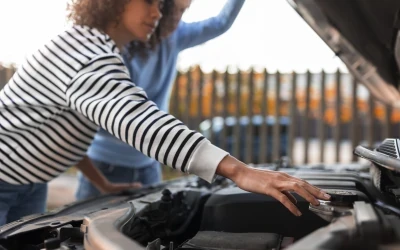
[
  {"x1": 67, "y1": 0, "x2": 130, "y2": 31},
  {"x1": 67, "y1": 0, "x2": 174, "y2": 58}
]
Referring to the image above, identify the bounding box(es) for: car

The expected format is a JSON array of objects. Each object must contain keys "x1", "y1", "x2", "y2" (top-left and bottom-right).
[
  {"x1": 0, "y1": 147, "x2": 399, "y2": 250},
  {"x1": 1, "y1": 0, "x2": 400, "y2": 249}
]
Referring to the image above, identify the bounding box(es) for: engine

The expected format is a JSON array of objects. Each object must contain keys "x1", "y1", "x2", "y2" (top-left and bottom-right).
[{"x1": 2, "y1": 141, "x2": 400, "y2": 250}]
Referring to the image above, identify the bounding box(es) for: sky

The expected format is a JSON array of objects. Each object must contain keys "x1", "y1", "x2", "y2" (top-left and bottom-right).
[{"x1": 0, "y1": 0, "x2": 347, "y2": 73}]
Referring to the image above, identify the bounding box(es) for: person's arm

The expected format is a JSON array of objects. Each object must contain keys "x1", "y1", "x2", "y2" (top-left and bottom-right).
[
  {"x1": 76, "y1": 156, "x2": 141, "y2": 194},
  {"x1": 66, "y1": 54, "x2": 227, "y2": 184},
  {"x1": 176, "y1": 0, "x2": 245, "y2": 51},
  {"x1": 66, "y1": 53, "x2": 330, "y2": 216}
]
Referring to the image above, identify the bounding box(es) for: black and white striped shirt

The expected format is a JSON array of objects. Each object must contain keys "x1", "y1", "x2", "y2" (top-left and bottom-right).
[{"x1": 0, "y1": 26, "x2": 228, "y2": 185}]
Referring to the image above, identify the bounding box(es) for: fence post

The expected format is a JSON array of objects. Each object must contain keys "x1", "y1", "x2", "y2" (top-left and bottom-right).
[
  {"x1": 210, "y1": 70, "x2": 218, "y2": 145},
  {"x1": 288, "y1": 71, "x2": 297, "y2": 164},
  {"x1": 234, "y1": 70, "x2": 242, "y2": 159},
  {"x1": 197, "y1": 68, "x2": 204, "y2": 131},
  {"x1": 259, "y1": 69, "x2": 269, "y2": 164},
  {"x1": 245, "y1": 69, "x2": 255, "y2": 163},
  {"x1": 221, "y1": 67, "x2": 230, "y2": 151},
  {"x1": 171, "y1": 71, "x2": 181, "y2": 119},
  {"x1": 334, "y1": 69, "x2": 341, "y2": 162},
  {"x1": 318, "y1": 70, "x2": 326, "y2": 163},
  {"x1": 303, "y1": 71, "x2": 311, "y2": 164},
  {"x1": 185, "y1": 68, "x2": 192, "y2": 128},
  {"x1": 273, "y1": 71, "x2": 281, "y2": 162}
]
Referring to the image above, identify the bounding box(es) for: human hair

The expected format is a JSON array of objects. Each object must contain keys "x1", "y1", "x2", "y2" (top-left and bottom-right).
[
  {"x1": 67, "y1": 0, "x2": 174, "y2": 58},
  {"x1": 67, "y1": 0, "x2": 131, "y2": 32}
]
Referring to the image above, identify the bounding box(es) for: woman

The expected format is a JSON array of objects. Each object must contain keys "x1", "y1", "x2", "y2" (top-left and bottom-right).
[
  {"x1": 76, "y1": 0, "x2": 246, "y2": 201},
  {"x1": 0, "y1": 0, "x2": 330, "y2": 225}
]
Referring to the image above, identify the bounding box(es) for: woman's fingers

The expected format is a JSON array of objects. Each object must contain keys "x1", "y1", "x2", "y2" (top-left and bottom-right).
[
  {"x1": 274, "y1": 172, "x2": 330, "y2": 202},
  {"x1": 269, "y1": 189, "x2": 302, "y2": 216},
  {"x1": 291, "y1": 178, "x2": 331, "y2": 201},
  {"x1": 284, "y1": 182, "x2": 320, "y2": 206},
  {"x1": 283, "y1": 191, "x2": 297, "y2": 204}
]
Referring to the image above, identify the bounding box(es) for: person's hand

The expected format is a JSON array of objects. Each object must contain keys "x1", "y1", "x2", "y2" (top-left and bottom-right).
[
  {"x1": 100, "y1": 182, "x2": 142, "y2": 194},
  {"x1": 76, "y1": 156, "x2": 143, "y2": 195},
  {"x1": 216, "y1": 156, "x2": 331, "y2": 216}
]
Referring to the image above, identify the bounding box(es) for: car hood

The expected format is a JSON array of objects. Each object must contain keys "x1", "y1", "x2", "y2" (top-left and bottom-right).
[{"x1": 288, "y1": 0, "x2": 400, "y2": 106}]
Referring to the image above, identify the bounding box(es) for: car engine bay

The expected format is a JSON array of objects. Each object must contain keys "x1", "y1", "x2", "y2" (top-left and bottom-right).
[{"x1": 1, "y1": 140, "x2": 400, "y2": 250}]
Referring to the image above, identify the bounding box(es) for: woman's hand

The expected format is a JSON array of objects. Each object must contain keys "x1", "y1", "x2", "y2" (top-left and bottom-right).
[
  {"x1": 216, "y1": 156, "x2": 331, "y2": 216},
  {"x1": 76, "y1": 156, "x2": 142, "y2": 194},
  {"x1": 100, "y1": 181, "x2": 142, "y2": 194}
]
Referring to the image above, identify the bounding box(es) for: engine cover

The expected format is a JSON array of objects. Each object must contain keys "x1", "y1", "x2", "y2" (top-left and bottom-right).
[{"x1": 200, "y1": 187, "x2": 328, "y2": 238}]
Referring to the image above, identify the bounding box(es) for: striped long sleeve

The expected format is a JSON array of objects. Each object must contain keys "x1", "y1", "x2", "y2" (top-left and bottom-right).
[{"x1": 0, "y1": 26, "x2": 228, "y2": 185}]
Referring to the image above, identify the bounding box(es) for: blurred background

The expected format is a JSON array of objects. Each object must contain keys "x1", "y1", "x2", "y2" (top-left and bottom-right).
[
  {"x1": 0, "y1": 0, "x2": 347, "y2": 71},
  {"x1": 0, "y1": 0, "x2": 398, "y2": 209}
]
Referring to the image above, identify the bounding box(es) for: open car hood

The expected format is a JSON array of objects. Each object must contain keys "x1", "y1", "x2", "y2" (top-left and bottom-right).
[{"x1": 288, "y1": 0, "x2": 400, "y2": 107}]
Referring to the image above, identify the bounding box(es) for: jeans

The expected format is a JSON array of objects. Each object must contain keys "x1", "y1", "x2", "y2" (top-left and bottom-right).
[
  {"x1": 75, "y1": 159, "x2": 162, "y2": 201},
  {"x1": 0, "y1": 181, "x2": 48, "y2": 226}
]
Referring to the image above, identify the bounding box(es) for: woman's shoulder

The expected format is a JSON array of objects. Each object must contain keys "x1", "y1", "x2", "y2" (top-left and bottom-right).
[
  {"x1": 22, "y1": 25, "x2": 124, "y2": 75},
  {"x1": 54, "y1": 25, "x2": 120, "y2": 57}
]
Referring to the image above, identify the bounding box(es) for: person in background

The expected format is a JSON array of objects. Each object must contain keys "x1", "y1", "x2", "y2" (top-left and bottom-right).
[
  {"x1": 0, "y1": 0, "x2": 330, "y2": 225},
  {"x1": 76, "y1": 0, "x2": 246, "y2": 200}
]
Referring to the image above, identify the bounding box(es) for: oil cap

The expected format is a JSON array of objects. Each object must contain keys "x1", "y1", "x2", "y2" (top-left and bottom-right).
[{"x1": 325, "y1": 189, "x2": 359, "y2": 204}]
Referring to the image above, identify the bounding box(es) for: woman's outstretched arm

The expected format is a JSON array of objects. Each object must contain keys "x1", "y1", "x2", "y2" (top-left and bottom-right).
[{"x1": 66, "y1": 53, "x2": 330, "y2": 216}]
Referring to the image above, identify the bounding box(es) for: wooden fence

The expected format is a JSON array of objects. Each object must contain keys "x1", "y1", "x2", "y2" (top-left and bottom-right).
[{"x1": 168, "y1": 67, "x2": 400, "y2": 164}]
